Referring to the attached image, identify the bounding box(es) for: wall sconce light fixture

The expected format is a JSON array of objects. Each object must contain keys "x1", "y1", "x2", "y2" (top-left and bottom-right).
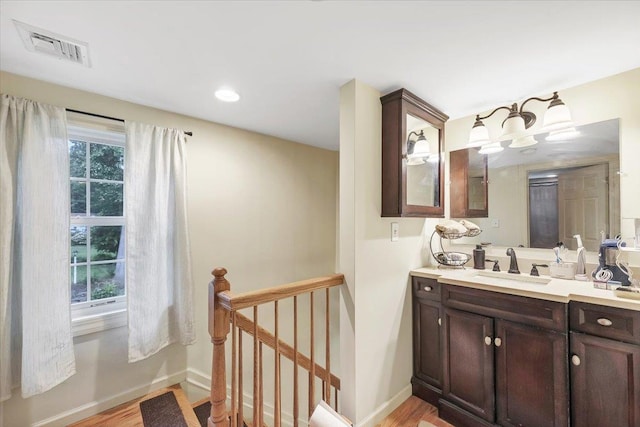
[
  {"x1": 406, "y1": 130, "x2": 430, "y2": 165},
  {"x1": 468, "y1": 91, "x2": 573, "y2": 149}
]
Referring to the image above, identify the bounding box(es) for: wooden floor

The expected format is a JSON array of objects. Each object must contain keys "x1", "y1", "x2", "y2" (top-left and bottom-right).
[
  {"x1": 377, "y1": 396, "x2": 456, "y2": 427},
  {"x1": 69, "y1": 388, "x2": 450, "y2": 427},
  {"x1": 68, "y1": 384, "x2": 201, "y2": 427}
]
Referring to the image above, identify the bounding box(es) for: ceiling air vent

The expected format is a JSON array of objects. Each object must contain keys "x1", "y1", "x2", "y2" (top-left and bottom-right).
[{"x1": 14, "y1": 20, "x2": 91, "y2": 67}]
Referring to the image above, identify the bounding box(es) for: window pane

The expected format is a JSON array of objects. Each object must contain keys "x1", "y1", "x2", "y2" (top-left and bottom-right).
[
  {"x1": 90, "y1": 263, "x2": 125, "y2": 300},
  {"x1": 90, "y1": 226, "x2": 124, "y2": 261},
  {"x1": 71, "y1": 181, "x2": 87, "y2": 215},
  {"x1": 90, "y1": 144, "x2": 124, "y2": 181},
  {"x1": 90, "y1": 182, "x2": 123, "y2": 216},
  {"x1": 71, "y1": 226, "x2": 88, "y2": 262},
  {"x1": 71, "y1": 265, "x2": 88, "y2": 303},
  {"x1": 69, "y1": 140, "x2": 86, "y2": 178}
]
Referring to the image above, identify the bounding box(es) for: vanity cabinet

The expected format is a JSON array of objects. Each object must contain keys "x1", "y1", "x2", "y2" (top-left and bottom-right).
[
  {"x1": 450, "y1": 148, "x2": 488, "y2": 218},
  {"x1": 411, "y1": 277, "x2": 443, "y2": 405},
  {"x1": 380, "y1": 88, "x2": 448, "y2": 217},
  {"x1": 440, "y1": 285, "x2": 569, "y2": 427},
  {"x1": 569, "y1": 302, "x2": 640, "y2": 427}
]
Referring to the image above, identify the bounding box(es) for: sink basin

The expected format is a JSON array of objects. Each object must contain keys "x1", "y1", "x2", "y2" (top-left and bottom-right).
[{"x1": 472, "y1": 270, "x2": 552, "y2": 285}]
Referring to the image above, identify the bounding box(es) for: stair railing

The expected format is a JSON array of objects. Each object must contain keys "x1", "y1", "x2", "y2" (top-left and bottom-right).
[{"x1": 208, "y1": 267, "x2": 344, "y2": 427}]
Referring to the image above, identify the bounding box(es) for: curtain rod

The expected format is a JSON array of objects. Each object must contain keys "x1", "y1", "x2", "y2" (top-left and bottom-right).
[{"x1": 65, "y1": 108, "x2": 193, "y2": 137}]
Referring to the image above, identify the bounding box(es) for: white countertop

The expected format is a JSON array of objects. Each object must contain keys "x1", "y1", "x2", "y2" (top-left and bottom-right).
[{"x1": 411, "y1": 267, "x2": 640, "y2": 311}]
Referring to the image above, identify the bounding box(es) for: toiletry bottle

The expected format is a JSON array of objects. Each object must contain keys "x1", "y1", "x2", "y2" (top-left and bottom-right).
[{"x1": 473, "y1": 244, "x2": 485, "y2": 270}]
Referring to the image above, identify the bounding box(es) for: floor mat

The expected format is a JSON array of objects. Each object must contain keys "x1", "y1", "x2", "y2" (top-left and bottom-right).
[
  {"x1": 139, "y1": 391, "x2": 188, "y2": 427},
  {"x1": 192, "y1": 400, "x2": 211, "y2": 427}
]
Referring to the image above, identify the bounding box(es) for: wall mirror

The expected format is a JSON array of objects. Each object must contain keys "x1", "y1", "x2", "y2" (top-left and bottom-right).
[
  {"x1": 406, "y1": 114, "x2": 441, "y2": 208},
  {"x1": 452, "y1": 119, "x2": 619, "y2": 251},
  {"x1": 381, "y1": 88, "x2": 448, "y2": 217}
]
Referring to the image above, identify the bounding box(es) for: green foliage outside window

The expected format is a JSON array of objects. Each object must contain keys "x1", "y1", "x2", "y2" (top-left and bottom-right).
[{"x1": 70, "y1": 139, "x2": 125, "y2": 303}]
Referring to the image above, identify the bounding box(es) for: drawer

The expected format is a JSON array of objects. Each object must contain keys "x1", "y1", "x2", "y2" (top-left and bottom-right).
[
  {"x1": 442, "y1": 284, "x2": 567, "y2": 332},
  {"x1": 570, "y1": 301, "x2": 640, "y2": 345},
  {"x1": 413, "y1": 277, "x2": 441, "y2": 301}
]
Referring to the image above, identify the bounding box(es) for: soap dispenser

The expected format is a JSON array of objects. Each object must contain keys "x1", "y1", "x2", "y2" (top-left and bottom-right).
[{"x1": 473, "y1": 244, "x2": 485, "y2": 270}]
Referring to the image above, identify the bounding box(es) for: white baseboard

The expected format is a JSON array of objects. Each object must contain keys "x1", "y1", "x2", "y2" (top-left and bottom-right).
[
  {"x1": 356, "y1": 384, "x2": 412, "y2": 427},
  {"x1": 185, "y1": 369, "x2": 409, "y2": 427},
  {"x1": 186, "y1": 368, "x2": 307, "y2": 427},
  {"x1": 32, "y1": 370, "x2": 187, "y2": 427}
]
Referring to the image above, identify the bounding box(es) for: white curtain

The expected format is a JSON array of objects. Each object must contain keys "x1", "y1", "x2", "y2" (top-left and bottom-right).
[
  {"x1": 0, "y1": 94, "x2": 75, "y2": 400},
  {"x1": 125, "y1": 122, "x2": 195, "y2": 362}
]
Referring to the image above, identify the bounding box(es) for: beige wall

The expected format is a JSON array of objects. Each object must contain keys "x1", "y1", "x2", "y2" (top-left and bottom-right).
[
  {"x1": 0, "y1": 72, "x2": 338, "y2": 426},
  {"x1": 339, "y1": 80, "x2": 438, "y2": 426}
]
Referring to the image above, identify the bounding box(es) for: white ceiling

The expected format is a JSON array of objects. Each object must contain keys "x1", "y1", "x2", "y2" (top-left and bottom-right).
[{"x1": 1, "y1": 1, "x2": 639, "y2": 151}]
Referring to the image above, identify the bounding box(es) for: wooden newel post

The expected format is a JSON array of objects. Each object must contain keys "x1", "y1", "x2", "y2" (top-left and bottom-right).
[{"x1": 209, "y1": 267, "x2": 231, "y2": 427}]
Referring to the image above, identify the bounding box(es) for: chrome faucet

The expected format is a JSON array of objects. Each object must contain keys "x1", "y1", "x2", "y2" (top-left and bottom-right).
[{"x1": 506, "y1": 248, "x2": 520, "y2": 274}]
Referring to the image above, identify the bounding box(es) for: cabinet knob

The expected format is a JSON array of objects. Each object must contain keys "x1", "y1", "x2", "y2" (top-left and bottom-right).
[
  {"x1": 494, "y1": 337, "x2": 502, "y2": 347},
  {"x1": 423, "y1": 286, "x2": 433, "y2": 292},
  {"x1": 572, "y1": 355, "x2": 581, "y2": 366},
  {"x1": 597, "y1": 318, "x2": 613, "y2": 327},
  {"x1": 438, "y1": 317, "x2": 442, "y2": 326},
  {"x1": 484, "y1": 336, "x2": 492, "y2": 346}
]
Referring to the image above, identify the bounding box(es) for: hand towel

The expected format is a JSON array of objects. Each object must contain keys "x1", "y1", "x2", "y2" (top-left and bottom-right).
[
  {"x1": 435, "y1": 219, "x2": 467, "y2": 234},
  {"x1": 460, "y1": 219, "x2": 480, "y2": 230}
]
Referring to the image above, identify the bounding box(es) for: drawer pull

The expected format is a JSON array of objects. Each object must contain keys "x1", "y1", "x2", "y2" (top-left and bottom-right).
[
  {"x1": 484, "y1": 336, "x2": 492, "y2": 346},
  {"x1": 572, "y1": 355, "x2": 581, "y2": 366},
  {"x1": 423, "y1": 286, "x2": 433, "y2": 292},
  {"x1": 494, "y1": 337, "x2": 502, "y2": 347},
  {"x1": 597, "y1": 318, "x2": 613, "y2": 327}
]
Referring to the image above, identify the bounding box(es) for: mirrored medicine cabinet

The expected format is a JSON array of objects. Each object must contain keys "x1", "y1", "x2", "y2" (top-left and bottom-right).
[{"x1": 381, "y1": 88, "x2": 448, "y2": 217}]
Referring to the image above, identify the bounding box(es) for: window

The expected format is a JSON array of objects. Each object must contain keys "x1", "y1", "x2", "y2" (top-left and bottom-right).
[{"x1": 67, "y1": 117, "x2": 127, "y2": 335}]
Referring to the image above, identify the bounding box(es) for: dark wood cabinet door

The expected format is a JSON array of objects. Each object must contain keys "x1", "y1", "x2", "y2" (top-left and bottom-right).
[
  {"x1": 450, "y1": 148, "x2": 488, "y2": 218},
  {"x1": 570, "y1": 332, "x2": 640, "y2": 427},
  {"x1": 414, "y1": 298, "x2": 442, "y2": 388},
  {"x1": 495, "y1": 320, "x2": 569, "y2": 427},
  {"x1": 443, "y1": 307, "x2": 495, "y2": 422}
]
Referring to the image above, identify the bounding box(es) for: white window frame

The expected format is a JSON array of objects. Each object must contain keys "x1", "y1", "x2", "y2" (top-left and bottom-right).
[{"x1": 67, "y1": 119, "x2": 127, "y2": 336}]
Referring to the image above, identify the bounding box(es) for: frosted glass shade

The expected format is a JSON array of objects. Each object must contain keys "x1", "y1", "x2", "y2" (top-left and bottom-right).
[
  {"x1": 543, "y1": 102, "x2": 572, "y2": 131},
  {"x1": 426, "y1": 153, "x2": 441, "y2": 163},
  {"x1": 500, "y1": 115, "x2": 526, "y2": 140},
  {"x1": 479, "y1": 141, "x2": 504, "y2": 154},
  {"x1": 545, "y1": 127, "x2": 580, "y2": 142},
  {"x1": 409, "y1": 138, "x2": 430, "y2": 158},
  {"x1": 468, "y1": 123, "x2": 490, "y2": 147},
  {"x1": 509, "y1": 135, "x2": 538, "y2": 148},
  {"x1": 406, "y1": 157, "x2": 426, "y2": 166}
]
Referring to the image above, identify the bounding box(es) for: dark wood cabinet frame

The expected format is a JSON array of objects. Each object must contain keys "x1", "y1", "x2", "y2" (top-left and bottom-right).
[
  {"x1": 381, "y1": 88, "x2": 448, "y2": 217},
  {"x1": 450, "y1": 148, "x2": 489, "y2": 218}
]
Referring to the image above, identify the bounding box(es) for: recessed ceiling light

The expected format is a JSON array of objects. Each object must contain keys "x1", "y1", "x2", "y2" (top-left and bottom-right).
[{"x1": 215, "y1": 88, "x2": 240, "y2": 102}]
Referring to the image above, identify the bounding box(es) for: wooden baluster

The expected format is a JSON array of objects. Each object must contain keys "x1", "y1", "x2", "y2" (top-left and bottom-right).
[
  {"x1": 259, "y1": 342, "x2": 264, "y2": 427},
  {"x1": 209, "y1": 268, "x2": 231, "y2": 427},
  {"x1": 293, "y1": 296, "x2": 299, "y2": 427},
  {"x1": 325, "y1": 287, "x2": 331, "y2": 403},
  {"x1": 334, "y1": 388, "x2": 338, "y2": 411},
  {"x1": 253, "y1": 306, "x2": 259, "y2": 427},
  {"x1": 238, "y1": 330, "x2": 244, "y2": 427},
  {"x1": 309, "y1": 291, "x2": 315, "y2": 417},
  {"x1": 231, "y1": 312, "x2": 237, "y2": 427},
  {"x1": 274, "y1": 301, "x2": 281, "y2": 427}
]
